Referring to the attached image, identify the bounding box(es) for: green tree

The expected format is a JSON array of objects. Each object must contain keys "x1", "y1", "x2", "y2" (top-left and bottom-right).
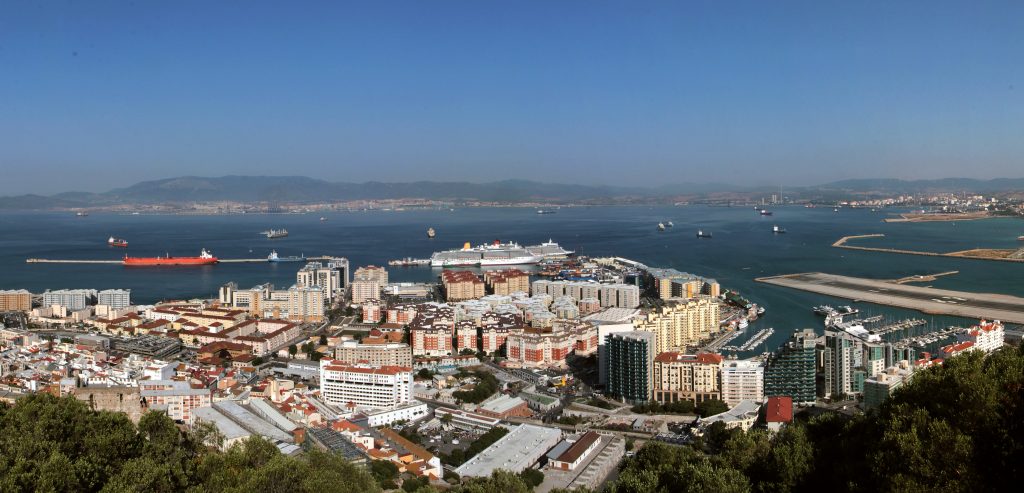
[
  {"x1": 288, "y1": 344, "x2": 298, "y2": 357},
  {"x1": 519, "y1": 468, "x2": 545, "y2": 488},
  {"x1": 453, "y1": 469, "x2": 531, "y2": 493},
  {"x1": 695, "y1": 399, "x2": 729, "y2": 418}
]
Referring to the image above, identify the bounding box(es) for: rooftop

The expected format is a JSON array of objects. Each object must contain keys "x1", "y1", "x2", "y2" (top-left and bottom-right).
[{"x1": 454, "y1": 424, "x2": 562, "y2": 477}]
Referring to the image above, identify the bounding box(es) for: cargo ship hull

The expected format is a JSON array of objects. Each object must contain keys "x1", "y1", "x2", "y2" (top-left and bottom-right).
[
  {"x1": 124, "y1": 257, "x2": 219, "y2": 266},
  {"x1": 124, "y1": 249, "x2": 218, "y2": 266}
]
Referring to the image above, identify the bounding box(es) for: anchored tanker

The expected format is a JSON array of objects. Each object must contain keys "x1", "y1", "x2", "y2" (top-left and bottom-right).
[
  {"x1": 430, "y1": 239, "x2": 572, "y2": 267},
  {"x1": 123, "y1": 249, "x2": 219, "y2": 266}
]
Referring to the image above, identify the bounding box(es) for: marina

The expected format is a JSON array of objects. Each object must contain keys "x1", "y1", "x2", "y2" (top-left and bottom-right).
[
  {"x1": 719, "y1": 327, "x2": 775, "y2": 352},
  {"x1": 758, "y1": 272, "x2": 1024, "y2": 324}
]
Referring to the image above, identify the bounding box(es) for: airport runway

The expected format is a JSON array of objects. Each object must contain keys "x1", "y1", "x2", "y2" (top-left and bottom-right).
[{"x1": 757, "y1": 272, "x2": 1024, "y2": 325}]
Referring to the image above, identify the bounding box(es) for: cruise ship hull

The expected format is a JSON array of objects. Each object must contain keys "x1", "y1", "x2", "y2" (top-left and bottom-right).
[
  {"x1": 431, "y1": 255, "x2": 542, "y2": 267},
  {"x1": 429, "y1": 239, "x2": 572, "y2": 267}
]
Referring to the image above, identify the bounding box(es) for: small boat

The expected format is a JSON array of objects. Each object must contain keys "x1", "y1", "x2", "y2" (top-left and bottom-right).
[
  {"x1": 320, "y1": 217, "x2": 327, "y2": 221},
  {"x1": 813, "y1": 305, "x2": 835, "y2": 316},
  {"x1": 773, "y1": 225, "x2": 786, "y2": 234},
  {"x1": 666, "y1": 221, "x2": 674, "y2": 227},
  {"x1": 262, "y1": 229, "x2": 288, "y2": 239},
  {"x1": 833, "y1": 207, "x2": 840, "y2": 212},
  {"x1": 267, "y1": 250, "x2": 305, "y2": 262},
  {"x1": 759, "y1": 209, "x2": 773, "y2": 216},
  {"x1": 427, "y1": 227, "x2": 436, "y2": 238},
  {"x1": 737, "y1": 319, "x2": 749, "y2": 329},
  {"x1": 657, "y1": 222, "x2": 666, "y2": 231},
  {"x1": 76, "y1": 212, "x2": 89, "y2": 217},
  {"x1": 697, "y1": 230, "x2": 712, "y2": 238},
  {"x1": 1018, "y1": 235, "x2": 1024, "y2": 241},
  {"x1": 536, "y1": 209, "x2": 556, "y2": 214},
  {"x1": 107, "y1": 236, "x2": 128, "y2": 247}
]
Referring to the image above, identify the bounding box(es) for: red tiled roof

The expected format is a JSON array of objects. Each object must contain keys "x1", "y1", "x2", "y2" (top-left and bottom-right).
[{"x1": 765, "y1": 396, "x2": 793, "y2": 423}]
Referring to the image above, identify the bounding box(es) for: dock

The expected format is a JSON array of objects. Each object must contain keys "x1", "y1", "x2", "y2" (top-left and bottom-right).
[
  {"x1": 26, "y1": 255, "x2": 340, "y2": 265},
  {"x1": 757, "y1": 272, "x2": 1024, "y2": 324}
]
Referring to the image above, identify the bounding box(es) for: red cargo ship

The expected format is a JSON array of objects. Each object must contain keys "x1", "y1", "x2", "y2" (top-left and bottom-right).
[
  {"x1": 123, "y1": 249, "x2": 218, "y2": 266},
  {"x1": 108, "y1": 236, "x2": 128, "y2": 247}
]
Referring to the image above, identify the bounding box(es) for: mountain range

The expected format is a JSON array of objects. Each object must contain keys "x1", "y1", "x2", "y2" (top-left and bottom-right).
[{"x1": 0, "y1": 175, "x2": 1022, "y2": 209}]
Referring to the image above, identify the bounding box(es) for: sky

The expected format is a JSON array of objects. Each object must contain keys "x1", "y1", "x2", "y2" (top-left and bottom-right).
[{"x1": 1, "y1": 1, "x2": 1023, "y2": 195}]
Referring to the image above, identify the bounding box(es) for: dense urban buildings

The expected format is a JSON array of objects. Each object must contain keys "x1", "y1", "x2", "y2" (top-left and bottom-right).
[
  {"x1": 645, "y1": 268, "x2": 721, "y2": 300},
  {"x1": 634, "y1": 297, "x2": 721, "y2": 353},
  {"x1": 441, "y1": 271, "x2": 485, "y2": 301},
  {"x1": 333, "y1": 338, "x2": 413, "y2": 367},
  {"x1": 531, "y1": 279, "x2": 640, "y2": 309},
  {"x1": 504, "y1": 321, "x2": 598, "y2": 369},
  {"x1": 484, "y1": 269, "x2": 530, "y2": 296}
]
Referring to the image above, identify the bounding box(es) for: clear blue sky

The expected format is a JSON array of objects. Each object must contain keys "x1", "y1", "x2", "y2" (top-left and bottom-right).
[{"x1": 1, "y1": 1, "x2": 1023, "y2": 194}]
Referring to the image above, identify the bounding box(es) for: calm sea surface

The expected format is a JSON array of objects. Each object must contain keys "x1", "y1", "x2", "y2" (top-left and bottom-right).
[{"x1": 1, "y1": 206, "x2": 1021, "y2": 355}]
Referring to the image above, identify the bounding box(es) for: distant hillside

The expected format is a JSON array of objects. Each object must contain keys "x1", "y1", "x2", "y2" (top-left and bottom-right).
[
  {"x1": 816, "y1": 178, "x2": 1024, "y2": 194},
  {"x1": 2, "y1": 175, "x2": 1024, "y2": 209},
  {"x1": 99, "y1": 176, "x2": 655, "y2": 203},
  {"x1": 0, "y1": 176, "x2": 719, "y2": 208}
]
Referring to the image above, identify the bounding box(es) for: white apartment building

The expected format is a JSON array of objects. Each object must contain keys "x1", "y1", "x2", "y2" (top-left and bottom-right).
[
  {"x1": 42, "y1": 289, "x2": 97, "y2": 311},
  {"x1": 959, "y1": 320, "x2": 1005, "y2": 353},
  {"x1": 319, "y1": 360, "x2": 413, "y2": 410},
  {"x1": 97, "y1": 289, "x2": 131, "y2": 309},
  {"x1": 531, "y1": 280, "x2": 640, "y2": 309},
  {"x1": 720, "y1": 359, "x2": 765, "y2": 407}
]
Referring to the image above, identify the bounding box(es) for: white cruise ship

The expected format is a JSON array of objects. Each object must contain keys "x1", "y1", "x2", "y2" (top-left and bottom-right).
[{"x1": 430, "y1": 239, "x2": 573, "y2": 267}]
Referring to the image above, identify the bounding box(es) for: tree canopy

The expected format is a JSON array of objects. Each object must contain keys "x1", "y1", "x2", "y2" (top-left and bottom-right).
[{"x1": 0, "y1": 394, "x2": 379, "y2": 493}]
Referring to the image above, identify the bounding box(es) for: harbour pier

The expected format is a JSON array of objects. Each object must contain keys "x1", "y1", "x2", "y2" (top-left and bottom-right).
[
  {"x1": 832, "y1": 234, "x2": 1024, "y2": 263},
  {"x1": 757, "y1": 272, "x2": 1024, "y2": 325},
  {"x1": 27, "y1": 255, "x2": 340, "y2": 265}
]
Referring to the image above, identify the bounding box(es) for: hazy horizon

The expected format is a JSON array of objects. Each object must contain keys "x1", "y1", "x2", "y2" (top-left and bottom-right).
[{"x1": 2, "y1": 1, "x2": 1023, "y2": 195}]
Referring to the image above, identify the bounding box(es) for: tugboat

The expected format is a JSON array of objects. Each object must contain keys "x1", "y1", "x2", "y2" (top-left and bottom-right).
[
  {"x1": 262, "y1": 229, "x2": 288, "y2": 239},
  {"x1": 697, "y1": 230, "x2": 712, "y2": 238},
  {"x1": 267, "y1": 250, "x2": 305, "y2": 262},
  {"x1": 657, "y1": 222, "x2": 666, "y2": 231},
  {"x1": 773, "y1": 225, "x2": 786, "y2": 234},
  {"x1": 427, "y1": 227, "x2": 436, "y2": 238},
  {"x1": 107, "y1": 236, "x2": 128, "y2": 247}
]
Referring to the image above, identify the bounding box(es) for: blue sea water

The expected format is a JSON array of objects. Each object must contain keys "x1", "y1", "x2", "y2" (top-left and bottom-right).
[{"x1": 1, "y1": 206, "x2": 1021, "y2": 354}]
